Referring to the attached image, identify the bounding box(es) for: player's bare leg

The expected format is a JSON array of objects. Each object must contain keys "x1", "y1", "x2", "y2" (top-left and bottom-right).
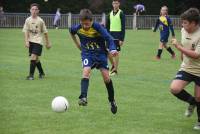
[
  {"x1": 78, "y1": 67, "x2": 91, "y2": 106},
  {"x1": 108, "y1": 53, "x2": 116, "y2": 74},
  {"x1": 101, "y1": 68, "x2": 117, "y2": 114},
  {"x1": 170, "y1": 80, "x2": 196, "y2": 117},
  {"x1": 194, "y1": 84, "x2": 200, "y2": 130}
]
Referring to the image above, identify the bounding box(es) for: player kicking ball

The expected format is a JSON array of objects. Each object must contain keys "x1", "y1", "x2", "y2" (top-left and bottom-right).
[
  {"x1": 170, "y1": 8, "x2": 200, "y2": 130},
  {"x1": 23, "y1": 3, "x2": 51, "y2": 80},
  {"x1": 69, "y1": 9, "x2": 118, "y2": 114}
]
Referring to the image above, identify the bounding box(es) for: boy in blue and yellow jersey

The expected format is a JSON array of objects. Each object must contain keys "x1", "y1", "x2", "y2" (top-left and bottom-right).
[
  {"x1": 106, "y1": 0, "x2": 125, "y2": 76},
  {"x1": 69, "y1": 9, "x2": 118, "y2": 114},
  {"x1": 153, "y1": 6, "x2": 176, "y2": 60}
]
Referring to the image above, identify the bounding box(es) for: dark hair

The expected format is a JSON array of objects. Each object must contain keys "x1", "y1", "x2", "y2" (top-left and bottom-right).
[
  {"x1": 30, "y1": 3, "x2": 39, "y2": 9},
  {"x1": 79, "y1": 9, "x2": 93, "y2": 21},
  {"x1": 181, "y1": 8, "x2": 200, "y2": 24},
  {"x1": 113, "y1": 0, "x2": 120, "y2": 2}
]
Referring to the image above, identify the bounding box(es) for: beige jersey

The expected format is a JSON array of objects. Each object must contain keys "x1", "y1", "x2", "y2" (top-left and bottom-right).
[
  {"x1": 22, "y1": 16, "x2": 48, "y2": 45},
  {"x1": 180, "y1": 27, "x2": 200, "y2": 77}
]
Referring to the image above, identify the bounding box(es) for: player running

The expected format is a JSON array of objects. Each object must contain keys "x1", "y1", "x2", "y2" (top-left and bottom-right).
[
  {"x1": 170, "y1": 8, "x2": 200, "y2": 130},
  {"x1": 69, "y1": 9, "x2": 118, "y2": 114},
  {"x1": 23, "y1": 3, "x2": 51, "y2": 80},
  {"x1": 153, "y1": 6, "x2": 176, "y2": 60}
]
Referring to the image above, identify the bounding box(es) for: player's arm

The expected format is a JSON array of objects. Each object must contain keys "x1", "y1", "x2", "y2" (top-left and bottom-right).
[
  {"x1": 70, "y1": 33, "x2": 81, "y2": 51},
  {"x1": 22, "y1": 20, "x2": 30, "y2": 48},
  {"x1": 153, "y1": 19, "x2": 159, "y2": 32},
  {"x1": 168, "y1": 18, "x2": 175, "y2": 38},
  {"x1": 41, "y1": 20, "x2": 51, "y2": 49},
  {"x1": 120, "y1": 11, "x2": 125, "y2": 45},
  {"x1": 69, "y1": 26, "x2": 81, "y2": 51},
  {"x1": 44, "y1": 33, "x2": 51, "y2": 49},
  {"x1": 171, "y1": 39, "x2": 200, "y2": 59},
  {"x1": 95, "y1": 24, "x2": 118, "y2": 56},
  {"x1": 24, "y1": 32, "x2": 29, "y2": 48},
  {"x1": 105, "y1": 14, "x2": 110, "y2": 32}
]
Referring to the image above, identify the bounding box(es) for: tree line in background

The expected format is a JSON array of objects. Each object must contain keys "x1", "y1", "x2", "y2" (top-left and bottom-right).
[{"x1": 1, "y1": 0, "x2": 200, "y2": 15}]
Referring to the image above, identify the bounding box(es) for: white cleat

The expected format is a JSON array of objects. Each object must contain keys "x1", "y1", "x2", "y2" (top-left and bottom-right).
[
  {"x1": 193, "y1": 122, "x2": 200, "y2": 130},
  {"x1": 185, "y1": 104, "x2": 195, "y2": 117}
]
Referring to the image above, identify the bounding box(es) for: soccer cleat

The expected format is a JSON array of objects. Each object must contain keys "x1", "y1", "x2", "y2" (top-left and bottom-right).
[
  {"x1": 26, "y1": 75, "x2": 34, "y2": 80},
  {"x1": 39, "y1": 73, "x2": 45, "y2": 79},
  {"x1": 78, "y1": 98, "x2": 87, "y2": 106},
  {"x1": 171, "y1": 54, "x2": 176, "y2": 59},
  {"x1": 110, "y1": 101, "x2": 117, "y2": 114},
  {"x1": 185, "y1": 104, "x2": 195, "y2": 117},
  {"x1": 109, "y1": 70, "x2": 118, "y2": 76},
  {"x1": 193, "y1": 122, "x2": 200, "y2": 130}
]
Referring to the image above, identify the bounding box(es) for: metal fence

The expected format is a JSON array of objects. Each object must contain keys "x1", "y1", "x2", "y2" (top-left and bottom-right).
[{"x1": 0, "y1": 13, "x2": 181, "y2": 29}]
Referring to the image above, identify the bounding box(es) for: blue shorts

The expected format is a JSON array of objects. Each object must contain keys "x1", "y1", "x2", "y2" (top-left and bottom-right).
[
  {"x1": 81, "y1": 52, "x2": 109, "y2": 70},
  {"x1": 160, "y1": 32, "x2": 169, "y2": 43}
]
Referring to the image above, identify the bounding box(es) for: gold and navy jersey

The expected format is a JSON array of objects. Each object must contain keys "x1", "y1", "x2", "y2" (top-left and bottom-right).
[
  {"x1": 153, "y1": 15, "x2": 175, "y2": 36},
  {"x1": 70, "y1": 22, "x2": 116, "y2": 53}
]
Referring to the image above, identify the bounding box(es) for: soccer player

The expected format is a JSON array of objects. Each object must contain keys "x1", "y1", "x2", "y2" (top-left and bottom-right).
[
  {"x1": 69, "y1": 9, "x2": 118, "y2": 114},
  {"x1": 23, "y1": 3, "x2": 51, "y2": 80},
  {"x1": 170, "y1": 8, "x2": 200, "y2": 130},
  {"x1": 153, "y1": 6, "x2": 176, "y2": 60},
  {"x1": 106, "y1": 0, "x2": 125, "y2": 76}
]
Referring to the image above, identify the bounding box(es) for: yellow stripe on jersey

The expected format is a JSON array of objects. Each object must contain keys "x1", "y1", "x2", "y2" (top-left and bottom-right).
[
  {"x1": 78, "y1": 27, "x2": 101, "y2": 38},
  {"x1": 159, "y1": 16, "x2": 168, "y2": 26}
]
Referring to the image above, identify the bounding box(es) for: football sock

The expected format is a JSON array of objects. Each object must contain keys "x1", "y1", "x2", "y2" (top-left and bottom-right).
[
  {"x1": 79, "y1": 78, "x2": 89, "y2": 98},
  {"x1": 105, "y1": 80, "x2": 114, "y2": 102},
  {"x1": 172, "y1": 90, "x2": 196, "y2": 105},
  {"x1": 157, "y1": 49, "x2": 163, "y2": 58},
  {"x1": 36, "y1": 60, "x2": 44, "y2": 74},
  {"x1": 30, "y1": 60, "x2": 36, "y2": 76},
  {"x1": 197, "y1": 102, "x2": 200, "y2": 122},
  {"x1": 167, "y1": 47, "x2": 175, "y2": 55}
]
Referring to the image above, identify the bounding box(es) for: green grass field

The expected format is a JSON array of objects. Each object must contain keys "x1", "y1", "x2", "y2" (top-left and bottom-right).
[{"x1": 0, "y1": 29, "x2": 199, "y2": 134}]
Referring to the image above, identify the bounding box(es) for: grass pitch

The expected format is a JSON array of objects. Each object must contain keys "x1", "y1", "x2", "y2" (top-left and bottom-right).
[{"x1": 0, "y1": 29, "x2": 199, "y2": 134}]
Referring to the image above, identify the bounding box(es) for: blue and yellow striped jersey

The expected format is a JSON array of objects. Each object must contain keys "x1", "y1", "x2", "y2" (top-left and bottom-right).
[
  {"x1": 153, "y1": 15, "x2": 175, "y2": 36},
  {"x1": 70, "y1": 22, "x2": 116, "y2": 53}
]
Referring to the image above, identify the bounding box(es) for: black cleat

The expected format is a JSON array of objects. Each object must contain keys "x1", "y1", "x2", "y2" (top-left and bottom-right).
[
  {"x1": 78, "y1": 98, "x2": 87, "y2": 106},
  {"x1": 26, "y1": 75, "x2": 34, "y2": 80},
  {"x1": 39, "y1": 73, "x2": 45, "y2": 79},
  {"x1": 110, "y1": 101, "x2": 117, "y2": 114}
]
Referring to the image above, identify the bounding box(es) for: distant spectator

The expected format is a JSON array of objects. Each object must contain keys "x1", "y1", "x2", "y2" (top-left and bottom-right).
[
  {"x1": 0, "y1": 6, "x2": 6, "y2": 25},
  {"x1": 134, "y1": 4, "x2": 145, "y2": 15},
  {"x1": 53, "y1": 8, "x2": 61, "y2": 29}
]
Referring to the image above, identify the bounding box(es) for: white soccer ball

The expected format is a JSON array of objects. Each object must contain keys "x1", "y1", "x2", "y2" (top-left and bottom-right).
[{"x1": 51, "y1": 96, "x2": 69, "y2": 112}]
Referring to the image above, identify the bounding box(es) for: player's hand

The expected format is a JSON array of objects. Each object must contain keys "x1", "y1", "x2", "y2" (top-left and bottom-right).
[
  {"x1": 46, "y1": 42, "x2": 51, "y2": 49},
  {"x1": 25, "y1": 41, "x2": 29, "y2": 48},
  {"x1": 119, "y1": 40, "x2": 124, "y2": 46},
  {"x1": 171, "y1": 38, "x2": 178, "y2": 46},
  {"x1": 110, "y1": 50, "x2": 118, "y2": 57}
]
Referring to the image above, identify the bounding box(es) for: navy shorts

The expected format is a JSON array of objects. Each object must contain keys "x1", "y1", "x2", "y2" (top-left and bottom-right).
[
  {"x1": 29, "y1": 42, "x2": 43, "y2": 56},
  {"x1": 81, "y1": 52, "x2": 109, "y2": 70},
  {"x1": 160, "y1": 32, "x2": 169, "y2": 43},
  {"x1": 174, "y1": 71, "x2": 200, "y2": 86}
]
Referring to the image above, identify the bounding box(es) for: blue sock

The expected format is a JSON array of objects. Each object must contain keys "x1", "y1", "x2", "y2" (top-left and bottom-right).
[{"x1": 79, "y1": 78, "x2": 89, "y2": 99}]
